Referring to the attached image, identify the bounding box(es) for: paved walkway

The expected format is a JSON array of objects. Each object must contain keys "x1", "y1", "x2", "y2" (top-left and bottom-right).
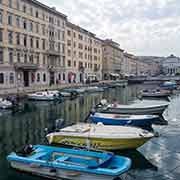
[{"x1": 0, "y1": 80, "x2": 127, "y2": 96}]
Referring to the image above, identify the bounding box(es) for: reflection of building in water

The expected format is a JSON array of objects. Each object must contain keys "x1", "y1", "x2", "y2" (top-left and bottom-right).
[{"x1": 0, "y1": 93, "x2": 103, "y2": 155}]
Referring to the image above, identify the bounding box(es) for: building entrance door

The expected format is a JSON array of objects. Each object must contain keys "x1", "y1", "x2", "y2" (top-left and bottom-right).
[
  {"x1": 23, "y1": 71, "x2": 29, "y2": 87},
  {"x1": 80, "y1": 73, "x2": 83, "y2": 83},
  {"x1": 50, "y1": 72, "x2": 55, "y2": 86}
]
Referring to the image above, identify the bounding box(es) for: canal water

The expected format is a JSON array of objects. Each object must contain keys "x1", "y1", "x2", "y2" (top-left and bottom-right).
[{"x1": 0, "y1": 84, "x2": 180, "y2": 180}]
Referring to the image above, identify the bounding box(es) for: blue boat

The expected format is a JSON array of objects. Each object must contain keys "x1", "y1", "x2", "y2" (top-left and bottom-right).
[
  {"x1": 90, "y1": 113, "x2": 159, "y2": 127},
  {"x1": 160, "y1": 81, "x2": 177, "y2": 90},
  {"x1": 7, "y1": 145, "x2": 131, "y2": 180}
]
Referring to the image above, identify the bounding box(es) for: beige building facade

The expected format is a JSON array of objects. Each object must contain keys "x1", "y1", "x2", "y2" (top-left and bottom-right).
[
  {"x1": 66, "y1": 22, "x2": 102, "y2": 83},
  {"x1": 102, "y1": 39, "x2": 124, "y2": 80},
  {"x1": 0, "y1": 0, "x2": 66, "y2": 89}
]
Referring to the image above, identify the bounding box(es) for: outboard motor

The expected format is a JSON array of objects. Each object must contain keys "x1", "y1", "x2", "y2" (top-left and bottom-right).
[{"x1": 55, "y1": 119, "x2": 65, "y2": 131}]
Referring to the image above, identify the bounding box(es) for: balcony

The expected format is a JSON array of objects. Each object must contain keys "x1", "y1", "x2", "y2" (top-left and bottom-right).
[
  {"x1": 46, "y1": 50, "x2": 60, "y2": 56},
  {"x1": 14, "y1": 63, "x2": 38, "y2": 70}
]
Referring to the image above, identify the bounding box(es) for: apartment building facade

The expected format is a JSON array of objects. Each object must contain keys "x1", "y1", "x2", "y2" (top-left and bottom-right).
[
  {"x1": 102, "y1": 39, "x2": 124, "y2": 80},
  {"x1": 66, "y1": 22, "x2": 102, "y2": 83},
  {"x1": 0, "y1": 0, "x2": 67, "y2": 89}
]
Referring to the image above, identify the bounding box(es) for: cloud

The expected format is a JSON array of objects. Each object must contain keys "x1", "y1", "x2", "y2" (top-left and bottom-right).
[{"x1": 42, "y1": 0, "x2": 180, "y2": 56}]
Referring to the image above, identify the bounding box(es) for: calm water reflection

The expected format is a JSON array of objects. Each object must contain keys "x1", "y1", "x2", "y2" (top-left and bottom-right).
[{"x1": 1, "y1": 84, "x2": 179, "y2": 180}]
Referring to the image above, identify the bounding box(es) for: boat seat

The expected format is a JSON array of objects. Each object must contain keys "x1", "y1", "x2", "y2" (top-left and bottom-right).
[
  {"x1": 56, "y1": 156, "x2": 70, "y2": 162},
  {"x1": 30, "y1": 152, "x2": 47, "y2": 159}
]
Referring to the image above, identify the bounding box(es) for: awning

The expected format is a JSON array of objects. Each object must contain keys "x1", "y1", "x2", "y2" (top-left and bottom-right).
[
  {"x1": 87, "y1": 74, "x2": 97, "y2": 77},
  {"x1": 110, "y1": 73, "x2": 119, "y2": 77}
]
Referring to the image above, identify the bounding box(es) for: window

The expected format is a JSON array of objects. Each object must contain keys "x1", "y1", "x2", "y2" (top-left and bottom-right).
[
  {"x1": 30, "y1": 7, "x2": 33, "y2": 16},
  {"x1": 43, "y1": 73, "x2": 46, "y2": 82},
  {"x1": 78, "y1": 43, "x2": 83, "y2": 49},
  {"x1": 23, "y1": 36, "x2": 27, "y2": 47},
  {"x1": 74, "y1": 32, "x2": 76, "y2": 38},
  {"x1": 36, "y1": 23, "x2": 39, "y2": 33},
  {"x1": 0, "y1": 48, "x2": 3, "y2": 64},
  {"x1": 79, "y1": 52, "x2": 83, "y2": 59},
  {"x1": 62, "y1": 31, "x2": 65, "y2": 41},
  {"x1": 30, "y1": 37, "x2": 33, "y2": 48},
  {"x1": 43, "y1": 55, "x2": 46, "y2": 65},
  {"x1": 35, "y1": 10, "x2": 39, "y2": 18},
  {"x1": 17, "y1": 52, "x2": 20, "y2": 62},
  {"x1": 16, "y1": 0, "x2": 20, "y2": 10},
  {"x1": 0, "y1": 73, "x2": 4, "y2": 84},
  {"x1": 8, "y1": 31, "x2": 13, "y2": 44},
  {"x1": 68, "y1": 60, "x2": 71, "y2": 67},
  {"x1": 24, "y1": 54, "x2": 27, "y2": 63},
  {"x1": 42, "y1": 39, "x2": 45, "y2": 50},
  {"x1": 0, "y1": 29, "x2": 2, "y2": 42},
  {"x1": 37, "y1": 73, "x2": 40, "y2": 82},
  {"x1": 67, "y1": 30, "x2": 71, "y2": 36},
  {"x1": 78, "y1": 34, "x2": 83, "y2": 40},
  {"x1": 74, "y1": 61, "x2": 76, "y2": 67},
  {"x1": 9, "y1": 50, "x2": 13, "y2": 64},
  {"x1": 8, "y1": 14, "x2": 12, "y2": 26},
  {"x1": 58, "y1": 73, "x2": 61, "y2": 80},
  {"x1": 23, "y1": 19, "x2": 27, "y2": 29},
  {"x1": 31, "y1": 72, "x2": 35, "y2": 83},
  {"x1": 36, "y1": 54, "x2": 39, "y2": 64},
  {"x1": 16, "y1": 33, "x2": 20, "y2": 45},
  {"x1": 68, "y1": 50, "x2": 71, "y2": 56},
  {"x1": 36, "y1": 39, "x2": 39, "y2": 49},
  {"x1": 42, "y1": 25, "x2": 45, "y2": 35},
  {"x1": 8, "y1": 0, "x2": 12, "y2": 8},
  {"x1": 9, "y1": 72, "x2": 14, "y2": 84},
  {"x1": 29, "y1": 55, "x2": 33, "y2": 63},
  {"x1": 67, "y1": 40, "x2": 71, "y2": 46},
  {"x1": 0, "y1": 11, "x2": 3, "y2": 24},
  {"x1": 23, "y1": 5, "x2": 26, "y2": 13},
  {"x1": 30, "y1": 22, "x2": 33, "y2": 32},
  {"x1": 16, "y1": 16, "x2": 20, "y2": 27},
  {"x1": 63, "y1": 73, "x2": 65, "y2": 81}
]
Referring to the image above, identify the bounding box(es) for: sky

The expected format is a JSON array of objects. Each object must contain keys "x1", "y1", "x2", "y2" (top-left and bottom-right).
[{"x1": 42, "y1": 0, "x2": 180, "y2": 57}]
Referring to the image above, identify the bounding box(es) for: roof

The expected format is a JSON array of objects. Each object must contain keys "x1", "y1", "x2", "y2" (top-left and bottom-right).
[
  {"x1": 103, "y1": 39, "x2": 124, "y2": 52},
  {"x1": 67, "y1": 22, "x2": 96, "y2": 37},
  {"x1": 28, "y1": 0, "x2": 67, "y2": 19}
]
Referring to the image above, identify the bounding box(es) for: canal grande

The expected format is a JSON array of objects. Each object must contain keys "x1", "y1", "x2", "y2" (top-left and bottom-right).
[{"x1": 1, "y1": 84, "x2": 180, "y2": 180}]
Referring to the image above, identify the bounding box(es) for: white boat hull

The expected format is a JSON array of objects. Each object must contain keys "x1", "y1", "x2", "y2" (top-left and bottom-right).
[
  {"x1": 28, "y1": 96, "x2": 56, "y2": 101},
  {"x1": 101, "y1": 105, "x2": 168, "y2": 115},
  {"x1": 10, "y1": 161, "x2": 116, "y2": 180}
]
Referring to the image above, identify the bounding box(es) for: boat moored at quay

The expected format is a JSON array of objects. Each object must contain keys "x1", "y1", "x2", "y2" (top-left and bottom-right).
[
  {"x1": 7, "y1": 145, "x2": 131, "y2": 180},
  {"x1": 46, "y1": 123, "x2": 154, "y2": 150}
]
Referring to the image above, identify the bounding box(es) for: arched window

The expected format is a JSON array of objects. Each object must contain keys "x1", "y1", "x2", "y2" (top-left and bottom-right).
[
  {"x1": 37, "y1": 73, "x2": 40, "y2": 82},
  {"x1": 58, "y1": 73, "x2": 61, "y2": 80},
  {"x1": 0, "y1": 73, "x2": 4, "y2": 84},
  {"x1": 63, "y1": 73, "x2": 65, "y2": 81},
  {"x1": 9, "y1": 72, "x2": 14, "y2": 84},
  {"x1": 43, "y1": 73, "x2": 46, "y2": 82}
]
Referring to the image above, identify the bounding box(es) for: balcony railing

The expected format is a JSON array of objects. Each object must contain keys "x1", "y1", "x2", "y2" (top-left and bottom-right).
[{"x1": 14, "y1": 63, "x2": 38, "y2": 70}]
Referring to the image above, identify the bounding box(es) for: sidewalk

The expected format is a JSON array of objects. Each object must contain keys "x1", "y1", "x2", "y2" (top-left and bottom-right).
[{"x1": 0, "y1": 80, "x2": 127, "y2": 97}]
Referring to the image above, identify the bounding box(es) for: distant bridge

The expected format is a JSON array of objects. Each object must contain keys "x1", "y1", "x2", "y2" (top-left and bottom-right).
[{"x1": 128, "y1": 76, "x2": 180, "y2": 83}]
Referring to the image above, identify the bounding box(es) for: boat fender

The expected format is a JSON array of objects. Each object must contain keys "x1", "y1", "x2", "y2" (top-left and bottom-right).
[
  {"x1": 127, "y1": 120, "x2": 132, "y2": 125},
  {"x1": 97, "y1": 122, "x2": 104, "y2": 126}
]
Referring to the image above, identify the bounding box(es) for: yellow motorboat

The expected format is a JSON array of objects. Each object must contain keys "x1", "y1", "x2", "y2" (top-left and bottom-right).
[{"x1": 46, "y1": 123, "x2": 154, "y2": 150}]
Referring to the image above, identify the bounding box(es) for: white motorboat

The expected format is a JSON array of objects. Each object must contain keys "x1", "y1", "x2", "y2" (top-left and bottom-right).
[
  {"x1": 85, "y1": 86, "x2": 104, "y2": 93},
  {"x1": 47, "y1": 123, "x2": 154, "y2": 150},
  {"x1": 97, "y1": 99, "x2": 169, "y2": 115},
  {"x1": 28, "y1": 91, "x2": 61, "y2": 101},
  {"x1": 0, "y1": 98, "x2": 13, "y2": 109}
]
